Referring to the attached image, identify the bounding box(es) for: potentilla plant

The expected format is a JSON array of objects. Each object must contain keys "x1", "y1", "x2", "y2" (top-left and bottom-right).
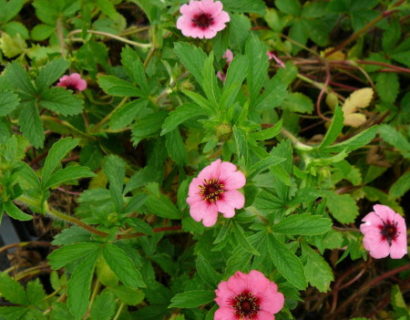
[{"x1": 0, "y1": 0, "x2": 409, "y2": 319}]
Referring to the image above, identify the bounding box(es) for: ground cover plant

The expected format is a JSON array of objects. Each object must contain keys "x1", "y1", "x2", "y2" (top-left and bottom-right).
[{"x1": 0, "y1": 0, "x2": 409, "y2": 319}]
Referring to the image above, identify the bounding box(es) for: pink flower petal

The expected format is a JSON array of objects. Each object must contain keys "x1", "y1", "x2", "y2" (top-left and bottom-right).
[
  {"x1": 215, "y1": 281, "x2": 234, "y2": 307},
  {"x1": 226, "y1": 271, "x2": 248, "y2": 294},
  {"x1": 222, "y1": 190, "x2": 245, "y2": 209},
  {"x1": 197, "y1": 159, "x2": 221, "y2": 181},
  {"x1": 214, "y1": 307, "x2": 235, "y2": 320},
  {"x1": 256, "y1": 310, "x2": 275, "y2": 320},
  {"x1": 216, "y1": 198, "x2": 235, "y2": 218},
  {"x1": 259, "y1": 286, "x2": 285, "y2": 314}
]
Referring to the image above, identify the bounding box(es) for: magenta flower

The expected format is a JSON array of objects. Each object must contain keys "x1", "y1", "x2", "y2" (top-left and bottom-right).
[
  {"x1": 215, "y1": 270, "x2": 285, "y2": 320},
  {"x1": 176, "y1": 0, "x2": 230, "y2": 39},
  {"x1": 57, "y1": 73, "x2": 87, "y2": 91},
  {"x1": 360, "y1": 204, "x2": 408, "y2": 259},
  {"x1": 266, "y1": 51, "x2": 285, "y2": 68},
  {"x1": 186, "y1": 159, "x2": 245, "y2": 227}
]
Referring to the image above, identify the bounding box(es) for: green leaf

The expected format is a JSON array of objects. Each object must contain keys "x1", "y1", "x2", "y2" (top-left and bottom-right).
[
  {"x1": 3, "y1": 202, "x2": 32, "y2": 221},
  {"x1": 3, "y1": 0, "x2": 25, "y2": 21},
  {"x1": 42, "y1": 137, "x2": 79, "y2": 184},
  {"x1": 268, "y1": 235, "x2": 307, "y2": 290},
  {"x1": 90, "y1": 291, "x2": 116, "y2": 320},
  {"x1": 3, "y1": 62, "x2": 35, "y2": 96},
  {"x1": 0, "y1": 307, "x2": 27, "y2": 320},
  {"x1": 109, "y1": 100, "x2": 147, "y2": 130},
  {"x1": 233, "y1": 126, "x2": 248, "y2": 163},
  {"x1": 18, "y1": 101, "x2": 44, "y2": 148},
  {"x1": 44, "y1": 166, "x2": 95, "y2": 189},
  {"x1": 174, "y1": 42, "x2": 207, "y2": 85},
  {"x1": 251, "y1": 120, "x2": 283, "y2": 141},
  {"x1": 165, "y1": 129, "x2": 187, "y2": 166},
  {"x1": 378, "y1": 124, "x2": 410, "y2": 158},
  {"x1": 221, "y1": 55, "x2": 248, "y2": 108},
  {"x1": 325, "y1": 126, "x2": 378, "y2": 153},
  {"x1": 169, "y1": 290, "x2": 214, "y2": 309},
  {"x1": 97, "y1": 75, "x2": 141, "y2": 97},
  {"x1": 302, "y1": 244, "x2": 334, "y2": 292},
  {"x1": 132, "y1": 111, "x2": 167, "y2": 146},
  {"x1": 67, "y1": 251, "x2": 99, "y2": 320},
  {"x1": 275, "y1": 0, "x2": 301, "y2": 15},
  {"x1": 325, "y1": 192, "x2": 359, "y2": 223},
  {"x1": 228, "y1": 14, "x2": 251, "y2": 49},
  {"x1": 52, "y1": 227, "x2": 92, "y2": 246},
  {"x1": 35, "y1": 58, "x2": 70, "y2": 91},
  {"x1": 390, "y1": 171, "x2": 410, "y2": 198},
  {"x1": 121, "y1": 47, "x2": 149, "y2": 94},
  {"x1": 196, "y1": 255, "x2": 220, "y2": 288},
  {"x1": 376, "y1": 72, "x2": 399, "y2": 104},
  {"x1": 48, "y1": 242, "x2": 101, "y2": 269},
  {"x1": 0, "y1": 273, "x2": 27, "y2": 305},
  {"x1": 247, "y1": 155, "x2": 285, "y2": 178},
  {"x1": 255, "y1": 77, "x2": 288, "y2": 111},
  {"x1": 245, "y1": 35, "x2": 268, "y2": 105},
  {"x1": 108, "y1": 286, "x2": 145, "y2": 306},
  {"x1": 0, "y1": 90, "x2": 20, "y2": 117},
  {"x1": 103, "y1": 243, "x2": 145, "y2": 288},
  {"x1": 143, "y1": 183, "x2": 181, "y2": 219},
  {"x1": 201, "y1": 54, "x2": 219, "y2": 106},
  {"x1": 103, "y1": 155, "x2": 126, "y2": 211},
  {"x1": 26, "y1": 279, "x2": 46, "y2": 306},
  {"x1": 40, "y1": 87, "x2": 84, "y2": 116},
  {"x1": 319, "y1": 106, "x2": 344, "y2": 148},
  {"x1": 272, "y1": 214, "x2": 332, "y2": 235},
  {"x1": 282, "y1": 92, "x2": 314, "y2": 114},
  {"x1": 221, "y1": 0, "x2": 266, "y2": 14},
  {"x1": 161, "y1": 104, "x2": 208, "y2": 135},
  {"x1": 232, "y1": 222, "x2": 259, "y2": 255},
  {"x1": 31, "y1": 24, "x2": 54, "y2": 41},
  {"x1": 96, "y1": 0, "x2": 121, "y2": 19}
]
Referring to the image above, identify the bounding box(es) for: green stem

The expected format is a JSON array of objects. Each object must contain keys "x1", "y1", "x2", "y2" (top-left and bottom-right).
[
  {"x1": 113, "y1": 303, "x2": 125, "y2": 320},
  {"x1": 92, "y1": 97, "x2": 128, "y2": 133},
  {"x1": 67, "y1": 29, "x2": 151, "y2": 49},
  {"x1": 280, "y1": 128, "x2": 313, "y2": 151}
]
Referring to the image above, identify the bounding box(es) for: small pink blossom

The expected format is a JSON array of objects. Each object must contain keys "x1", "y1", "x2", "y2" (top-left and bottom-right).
[
  {"x1": 360, "y1": 204, "x2": 407, "y2": 259},
  {"x1": 266, "y1": 51, "x2": 285, "y2": 68},
  {"x1": 215, "y1": 270, "x2": 285, "y2": 320},
  {"x1": 186, "y1": 159, "x2": 245, "y2": 227},
  {"x1": 57, "y1": 73, "x2": 87, "y2": 91},
  {"x1": 176, "y1": 0, "x2": 230, "y2": 39},
  {"x1": 216, "y1": 71, "x2": 226, "y2": 82},
  {"x1": 223, "y1": 49, "x2": 234, "y2": 64}
]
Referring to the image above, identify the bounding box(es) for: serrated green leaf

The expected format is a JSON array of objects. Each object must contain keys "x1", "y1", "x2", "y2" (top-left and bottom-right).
[
  {"x1": 90, "y1": 291, "x2": 116, "y2": 320},
  {"x1": 0, "y1": 273, "x2": 27, "y2": 305},
  {"x1": 325, "y1": 126, "x2": 378, "y2": 153},
  {"x1": 275, "y1": 0, "x2": 301, "y2": 15},
  {"x1": 0, "y1": 90, "x2": 20, "y2": 117},
  {"x1": 40, "y1": 87, "x2": 84, "y2": 116},
  {"x1": 3, "y1": 201, "x2": 32, "y2": 221},
  {"x1": 109, "y1": 286, "x2": 145, "y2": 306},
  {"x1": 67, "y1": 250, "x2": 99, "y2": 320},
  {"x1": 31, "y1": 24, "x2": 54, "y2": 41},
  {"x1": 221, "y1": 55, "x2": 248, "y2": 108},
  {"x1": 251, "y1": 120, "x2": 283, "y2": 141},
  {"x1": 169, "y1": 290, "x2": 214, "y2": 309},
  {"x1": 3, "y1": 62, "x2": 35, "y2": 96},
  {"x1": 196, "y1": 255, "x2": 220, "y2": 288},
  {"x1": 35, "y1": 58, "x2": 70, "y2": 91},
  {"x1": 319, "y1": 106, "x2": 344, "y2": 148},
  {"x1": 42, "y1": 137, "x2": 79, "y2": 184},
  {"x1": 26, "y1": 279, "x2": 46, "y2": 306},
  {"x1": 52, "y1": 227, "x2": 92, "y2": 246},
  {"x1": 48, "y1": 242, "x2": 101, "y2": 270},
  {"x1": 268, "y1": 235, "x2": 307, "y2": 290},
  {"x1": 97, "y1": 75, "x2": 141, "y2": 97},
  {"x1": 0, "y1": 307, "x2": 27, "y2": 320},
  {"x1": 378, "y1": 124, "x2": 410, "y2": 158},
  {"x1": 109, "y1": 100, "x2": 147, "y2": 130},
  {"x1": 161, "y1": 104, "x2": 208, "y2": 135},
  {"x1": 165, "y1": 129, "x2": 187, "y2": 166},
  {"x1": 221, "y1": 0, "x2": 266, "y2": 14},
  {"x1": 144, "y1": 184, "x2": 181, "y2": 219},
  {"x1": 232, "y1": 222, "x2": 259, "y2": 255},
  {"x1": 233, "y1": 126, "x2": 248, "y2": 163},
  {"x1": 302, "y1": 244, "x2": 334, "y2": 292},
  {"x1": 325, "y1": 192, "x2": 359, "y2": 223},
  {"x1": 282, "y1": 92, "x2": 314, "y2": 114},
  {"x1": 103, "y1": 243, "x2": 145, "y2": 288},
  {"x1": 44, "y1": 166, "x2": 95, "y2": 189},
  {"x1": 121, "y1": 46, "x2": 148, "y2": 94},
  {"x1": 174, "y1": 42, "x2": 207, "y2": 85},
  {"x1": 103, "y1": 155, "x2": 126, "y2": 211},
  {"x1": 389, "y1": 171, "x2": 410, "y2": 198},
  {"x1": 247, "y1": 155, "x2": 285, "y2": 178},
  {"x1": 132, "y1": 111, "x2": 167, "y2": 146},
  {"x1": 272, "y1": 214, "x2": 332, "y2": 235},
  {"x1": 376, "y1": 72, "x2": 399, "y2": 104},
  {"x1": 19, "y1": 101, "x2": 44, "y2": 148}
]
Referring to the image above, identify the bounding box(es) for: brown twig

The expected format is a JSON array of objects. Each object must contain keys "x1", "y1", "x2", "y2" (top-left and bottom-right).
[
  {"x1": 0, "y1": 241, "x2": 52, "y2": 255},
  {"x1": 316, "y1": 61, "x2": 331, "y2": 121}
]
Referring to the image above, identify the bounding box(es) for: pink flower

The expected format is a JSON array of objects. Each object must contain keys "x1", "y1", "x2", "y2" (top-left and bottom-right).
[
  {"x1": 186, "y1": 159, "x2": 245, "y2": 227},
  {"x1": 266, "y1": 51, "x2": 285, "y2": 68},
  {"x1": 216, "y1": 71, "x2": 226, "y2": 82},
  {"x1": 176, "y1": 0, "x2": 230, "y2": 39},
  {"x1": 223, "y1": 49, "x2": 234, "y2": 64},
  {"x1": 360, "y1": 204, "x2": 408, "y2": 259},
  {"x1": 57, "y1": 73, "x2": 87, "y2": 91},
  {"x1": 215, "y1": 270, "x2": 285, "y2": 320}
]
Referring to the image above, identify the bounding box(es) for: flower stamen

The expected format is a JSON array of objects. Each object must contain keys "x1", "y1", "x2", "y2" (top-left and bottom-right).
[
  {"x1": 232, "y1": 291, "x2": 260, "y2": 319},
  {"x1": 199, "y1": 178, "x2": 224, "y2": 202},
  {"x1": 192, "y1": 13, "x2": 214, "y2": 29}
]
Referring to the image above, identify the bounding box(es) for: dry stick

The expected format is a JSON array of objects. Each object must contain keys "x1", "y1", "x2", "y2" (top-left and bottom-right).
[
  {"x1": 332, "y1": 262, "x2": 410, "y2": 315},
  {"x1": 0, "y1": 241, "x2": 52, "y2": 255},
  {"x1": 315, "y1": 61, "x2": 331, "y2": 121},
  {"x1": 325, "y1": 0, "x2": 404, "y2": 57}
]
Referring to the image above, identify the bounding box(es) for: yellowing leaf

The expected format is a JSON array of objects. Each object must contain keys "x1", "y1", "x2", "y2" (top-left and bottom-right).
[
  {"x1": 344, "y1": 113, "x2": 367, "y2": 128},
  {"x1": 342, "y1": 88, "x2": 374, "y2": 114},
  {"x1": 321, "y1": 48, "x2": 346, "y2": 61}
]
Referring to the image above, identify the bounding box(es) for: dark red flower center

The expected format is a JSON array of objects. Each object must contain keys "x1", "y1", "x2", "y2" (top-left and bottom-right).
[
  {"x1": 379, "y1": 219, "x2": 399, "y2": 245},
  {"x1": 199, "y1": 178, "x2": 224, "y2": 202},
  {"x1": 232, "y1": 291, "x2": 260, "y2": 319},
  {"x1": 192, "y1": 13, "x2": 214, "y2": 29}
]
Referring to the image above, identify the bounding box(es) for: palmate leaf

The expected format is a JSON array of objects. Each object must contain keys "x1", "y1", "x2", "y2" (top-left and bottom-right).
[
  {"x1": 103, "y1": 155, "x2": 126, "y2": 211},
  {"x1": 18, "y1": 101, "x2": 44, "y2": 148},
  {"x1": 169, "y1": 290, "x2": 214, "y2": 309},
  {"x1": 43, "y1": 166, "x2": 95, "y2": 189},
  {"x1": 272, "y1": 214, "x2": 332, "y2": 236},
  {"x1": 97, "y1": 75, "x2": 141, "y2": 97},
  {"x1": 35, "y1": 58, "x2": 70, "y2": 91},
  {"x1": 0, "y1": 90, "x2": 20, "y2": 117},
  {"x1": 3, "y1": 62, "x2": 36, "y2": 96},
  {"x1": 174, "y1": 42, "x2": 207, "y2": 85}
]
